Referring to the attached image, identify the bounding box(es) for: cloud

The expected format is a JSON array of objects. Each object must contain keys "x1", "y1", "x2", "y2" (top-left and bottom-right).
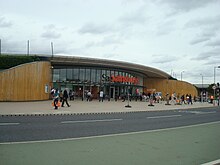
[
  {"x1": 41, "y1": 31, "x2": 61, "y2": 39},
  {"x1": 78, "y1": 22, "x2": 115, "y2": 35},
  {"x1": 151, "y1": 54, "x2": 178, "y2": 64},
  {"x1": 119, "y1": 7, "x2": 148, "y2": 27},
  {"x1": 205, "y1": 39, "x2": 220, "y2": 47},
  {"x1": 85, "y1": 35, "x2": 122, "y2": 48},
  {"x1": 204, "y1": 58, "x2": 220, "y2": 65},
  {"x1": 190, "y1": 37, "x2": 210, "y2": 45},
  {"x1": 156, "y1": 19, "x2": 176, "y2": 36},
  {"x1": 41, "y1": 24, "x2": 61, "y2": 39},
  {"x1": 191, "y1": 48, "x2": 220, "y2": 61},
  {"x1": 0, "y1": 16, "x2": 12, "y2": 28},
  {"x1": 185, "y1": 15, "x2": 220, "y2": 29},
  {"x1": 186, "y1": 15, "x2": 220, "y2": 46},
  {"x1": 0, "y1": 38, "x2": 26, "y2": 54},
  {"x1": 154, "y1": 0, "x2": 219, "y2": 12}
]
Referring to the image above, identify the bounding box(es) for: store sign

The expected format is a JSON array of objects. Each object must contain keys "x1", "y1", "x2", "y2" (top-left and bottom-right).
[{"x1": 102, "y1": 74, "x2": 139, "y2": 85}]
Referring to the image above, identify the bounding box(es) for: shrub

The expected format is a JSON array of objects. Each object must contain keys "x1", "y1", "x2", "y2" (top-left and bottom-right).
[{"x1": 0, "y1": 54, "x2": 40, "y2": 69}]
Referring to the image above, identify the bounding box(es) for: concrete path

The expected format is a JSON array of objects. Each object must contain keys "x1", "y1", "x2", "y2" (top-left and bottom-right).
[{"x1": 0, "y1": 100, "x2": 215, "y2": 116}]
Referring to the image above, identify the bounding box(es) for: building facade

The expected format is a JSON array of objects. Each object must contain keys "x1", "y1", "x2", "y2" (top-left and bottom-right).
[{"x1": 0, "y1": 55, "x2": 198, "y2": 101}]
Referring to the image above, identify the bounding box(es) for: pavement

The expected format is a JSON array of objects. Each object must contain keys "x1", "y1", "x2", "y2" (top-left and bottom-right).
[{"x1": 0, "y1": 99, "x2": 216, "y2": 116}]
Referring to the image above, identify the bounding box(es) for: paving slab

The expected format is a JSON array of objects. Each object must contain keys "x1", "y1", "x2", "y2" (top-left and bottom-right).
[{"x1": 0, "y1": 100, "x2": 215, "y2": 116}]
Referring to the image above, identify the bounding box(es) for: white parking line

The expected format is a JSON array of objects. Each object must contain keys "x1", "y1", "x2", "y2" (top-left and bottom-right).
[
  {"x1": 0, "y1": 123, "x2": 20, "y2": 126},
  {"x1": 147, "y1": 115, "x2": 182, "y2": 119},
  {"x1": 61, "y1": 118, "x2": 123, "y2": 124}
]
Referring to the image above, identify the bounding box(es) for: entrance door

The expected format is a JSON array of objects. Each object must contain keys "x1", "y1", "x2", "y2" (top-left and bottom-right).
[{"x1": 110, "y1": 87, "x2": 115, "y2": 99}]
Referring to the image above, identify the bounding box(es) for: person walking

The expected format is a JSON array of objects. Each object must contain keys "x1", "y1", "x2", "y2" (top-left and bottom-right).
[
  {"x1": 62, "y1": 89, "x2": 70, "y2": 107},
  {"x1": 87, "y1": 91, "x2": 92, "y2": 101},
  {"x1": 59, "y1": 90, "x2": 63, "y2": 103},
  {"x1": 170, "y1": 92, "x2": 176, "y2": 105},
  {"x1": 189, "y1": 94, "x2": 193, "y2": 105},
  {"x1": 53, "y1": 89, "x2": 59, "y2": 110},
  {"x1": 99, "y1": 90, "x2": 104, "y2": 102}
]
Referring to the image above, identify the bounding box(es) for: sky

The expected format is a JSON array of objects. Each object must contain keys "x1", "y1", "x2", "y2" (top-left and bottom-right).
[{"x1": 0, "y1": 0, "x2": 220, "y2": 85}]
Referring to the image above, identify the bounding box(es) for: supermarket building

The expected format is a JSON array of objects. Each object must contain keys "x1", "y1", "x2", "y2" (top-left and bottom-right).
[{"x1": 0, "y1": 55, "x2": 198, "y2": 101}]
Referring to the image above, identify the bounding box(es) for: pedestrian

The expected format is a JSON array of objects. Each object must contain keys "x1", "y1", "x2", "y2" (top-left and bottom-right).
[
  {"x1": 181, "y1": 95, "x2": 185, "y2": 104},
  {"x1": 62, "y1": 89, "x2": 70, "y2": 107},
  {"x1": 165, "y1": 93, "x2": 170, "y2": 105},
  {"x1": 121, "y1": 94, "x2": 126, "y2": 102},
  {"x1": 87, "y1": 91, "x2": 92, "y2": 101},
  {"x1": 69, "y1": 90, "x2": 75, "y2": 101},
  {"x1": 99, "y1": 90, "x2": 104, "y2": 102},
  {"x1": 69, "y1": 90, "x2": 72, "y2": 100},
  {"x1": 71, "y1": 91, "x2": 75, "y2": 101},
  {"x1": 189, "y1": 94, "x2": 193, "y2": 105},
  {"x1": 59, "y1": 90, "x2": 63, "y2": 103},
  {"x1": 53, "y1": 89, "x2": 59, "y2": 110},
  {"x1": 171, "y1": 92, "x2": 176, "y2": 104},
  {"x1": 50, "y1": 88, "x2": 55, "y2": 98},
  {"x1": 186, "y1": 94, "x2": 189, "y2": 104}
]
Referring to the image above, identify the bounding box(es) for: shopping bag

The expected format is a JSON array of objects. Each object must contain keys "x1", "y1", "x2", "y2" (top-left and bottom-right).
[{"x1": 52, "y1": 101, "x2": 61, "y2": 107}]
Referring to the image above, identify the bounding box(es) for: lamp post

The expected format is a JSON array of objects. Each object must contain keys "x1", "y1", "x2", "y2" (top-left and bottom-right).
[
  {"x1": 200, "y1": 74, "x2": 203, "y2": 102},
  {"x1": 0, "y1": 39, "x2": 1, "y2": 55},
  {"x1": 27, "y1": 40, "x2": 30, "y2": 56},
  {"x1": 51, "y1": 42, "x2": 54, "y2": 58},
  {"x1": 181, "y1": 71, "x2": 184, "y2": 81},
  {"x1": 214, "y1": 66, "x2": 220, "y2": 100}
]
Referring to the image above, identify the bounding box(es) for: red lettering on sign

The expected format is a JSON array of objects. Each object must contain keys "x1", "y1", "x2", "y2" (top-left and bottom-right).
[{"x1": 111, "y1": 75, "x2": 139, "y2": 84}]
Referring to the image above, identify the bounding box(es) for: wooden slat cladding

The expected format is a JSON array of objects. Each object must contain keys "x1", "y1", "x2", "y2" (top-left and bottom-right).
[
  {"x1": 0, "y1": 62, "x2": 51, "y2": 101},
  {"x1": 144, "y1": 78, "x2": 198, "y2": 98}
]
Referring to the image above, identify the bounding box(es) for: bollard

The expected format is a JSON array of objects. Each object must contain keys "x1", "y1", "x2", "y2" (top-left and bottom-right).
[{"x1": 125, "y1": 93, "x2": 132, "y2": 108}]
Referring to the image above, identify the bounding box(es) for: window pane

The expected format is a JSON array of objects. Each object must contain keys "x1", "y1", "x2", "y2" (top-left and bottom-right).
[
  {"x1": 97, "y1": 69, "x2": 101, "y2": 83},
  {"x1": 73, "y1": 68, "x2": 79, "y2": 80},
  {"x1": 111, "y1": 70, "x2": 115, "y2": 77},
  {"x1": 91, "y1": 69, "x2": 96, "y2": 83},
  {"x1": 67, "y1": 69, "x2": 72, "y2": 80},
  {"x1": 60, "y1": 69, "x2": 66, "y2": 81},
  {"x1": 102, "y1": 69, "x2": 106, "y2": 76},
  {"x1": 53, "y1": 69, "x2": 59, "y2": 82},
  {"x1": 85, "y1": 68, "x2": 91, "y2": 82},
  {"x1": 115, "y1": 71, "x2": 119, "y2": 76},
  {"x1": 106, "y1": 70, "x2": 110, "y2": 77},
  {"x1": 79, "y1": 68, "x2": 85, "y2": 81}
]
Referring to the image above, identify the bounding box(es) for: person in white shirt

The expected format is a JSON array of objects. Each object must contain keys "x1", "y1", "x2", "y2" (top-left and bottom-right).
[
  {"x1": 99, "y1": 90, "x2": 104, "y2": 102},
  {"x1": 87, "y1": 91, "x2": 92, "y2": 101}
]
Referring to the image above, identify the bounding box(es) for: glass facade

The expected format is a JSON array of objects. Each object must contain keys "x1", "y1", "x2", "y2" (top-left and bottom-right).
[{"x1": 52, "y1": 66, "x2": 144, "y2": 100}]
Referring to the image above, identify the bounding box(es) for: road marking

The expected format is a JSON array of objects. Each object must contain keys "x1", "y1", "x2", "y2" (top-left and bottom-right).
[
  {"x1": 61, "y1": 118, "x2": 123, "y2": 124},
  {"x1": 2, "y1": 120, "x2": 220, "y2": 145},
  {"x1": 195, "y1": 112, "x2": 216, "y2": 115},
  {"x1": 200, "y1": 158, "x2": 220, "y2": 165},
  {"x1": 0, "y1": 123, "x2": 20, "y2": 126},
  {"x1": 147, "y1": 115, "x2": 182, "y2": 119},
  {"x1": 179, "y1": 111, "x2": 216, "y2": 115}
]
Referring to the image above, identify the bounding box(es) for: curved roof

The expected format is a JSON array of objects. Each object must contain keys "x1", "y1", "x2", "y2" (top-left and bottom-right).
[{"x1": 49, "y1": 56, "x2": 171, "y2": 79}]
